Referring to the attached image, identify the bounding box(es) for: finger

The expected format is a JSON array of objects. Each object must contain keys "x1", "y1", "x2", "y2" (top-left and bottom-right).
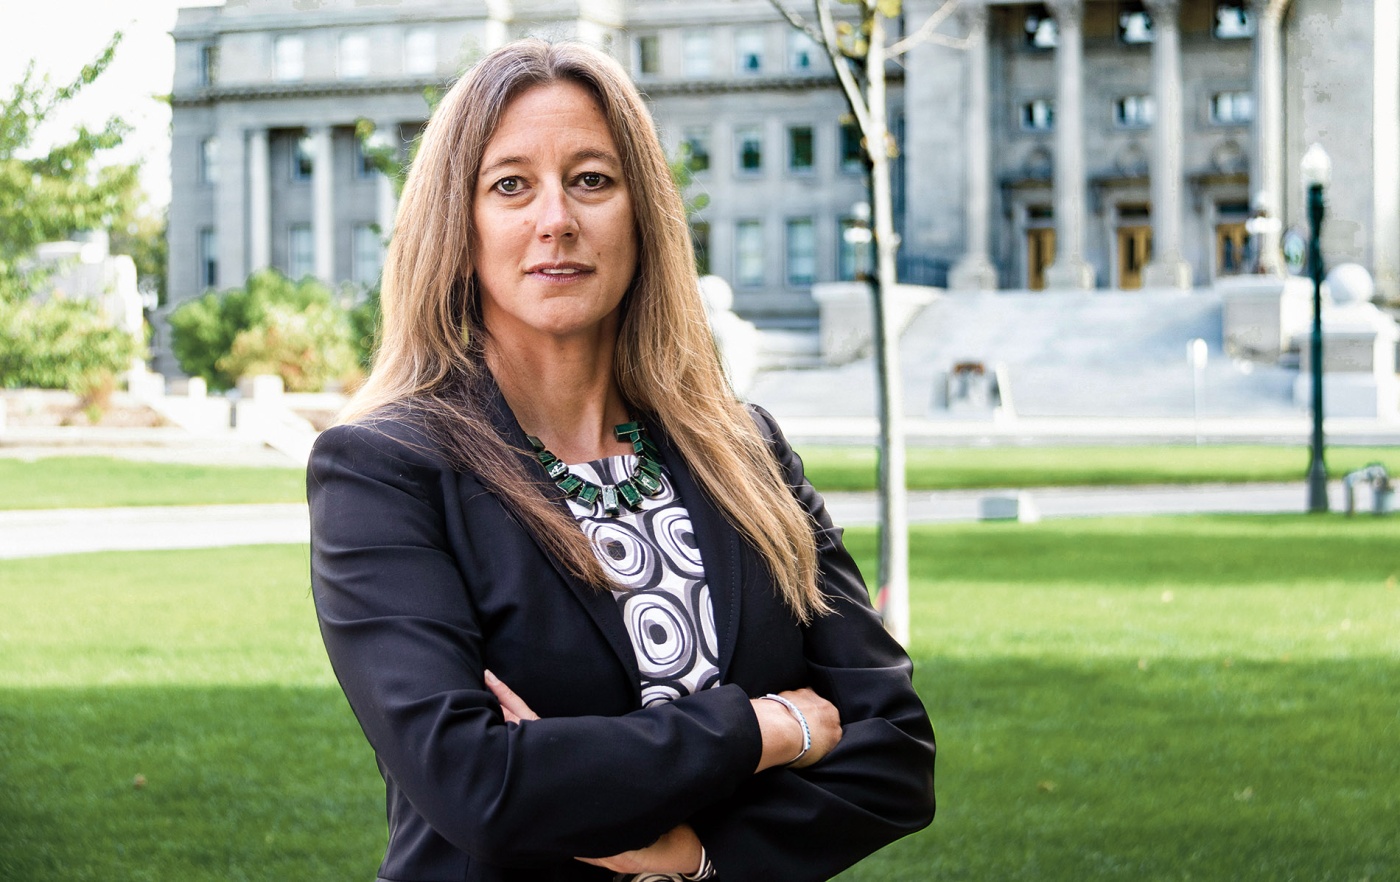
[{"x1": 484, "y1": 669, "x2": 539, "y2": 721}]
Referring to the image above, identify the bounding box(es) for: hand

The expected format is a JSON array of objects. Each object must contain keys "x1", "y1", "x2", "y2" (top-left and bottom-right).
[
  {"x1": 751, "y1": 688, "x2": 841, "y2": 772},
  {"x1": 577, "y1": 823, "x2": 704, "y2": 875},
  {"x1": 484, "y1": 669, "x2": 538, "y2": 723}
]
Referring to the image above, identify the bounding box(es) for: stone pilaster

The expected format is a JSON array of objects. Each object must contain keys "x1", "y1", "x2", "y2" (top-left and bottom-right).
[
  {"x1": 1044, "y1": 0, "x2": 1096, "y2": 289},
  {"x1": 247, "y1": 128, "x2": 271, "y2": 273},
  {"x1": 1142, "y1": 0, "x2": 1192, "y2": 289},
  {"x1": 1249, "y1": 0, "x2": 1289, "y2": 275},
  {"x1": 950, "y1": 0, "x2": 998, "y2": 291},
  {"x1": 311, "y1": 125, "x2": 335, "y2": 284}
]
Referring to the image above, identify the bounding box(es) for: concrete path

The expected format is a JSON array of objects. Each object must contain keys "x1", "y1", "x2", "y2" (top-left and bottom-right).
[{"x1": 0, "y1": 483, "x2": 1370, "y2": 561}]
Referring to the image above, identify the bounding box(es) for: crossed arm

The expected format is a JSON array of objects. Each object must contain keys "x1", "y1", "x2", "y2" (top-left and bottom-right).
[{"x1": 484, "y1": 669, "x2": 843, "y2": 875}]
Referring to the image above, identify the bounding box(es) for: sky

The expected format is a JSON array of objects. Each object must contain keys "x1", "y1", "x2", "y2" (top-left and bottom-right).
[{"x1": 0, "y1": 0, "x2": 223, "y2": 212}]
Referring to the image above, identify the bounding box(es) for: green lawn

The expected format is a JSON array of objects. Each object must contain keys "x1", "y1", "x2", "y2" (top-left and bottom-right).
[
  {"x1": 1, "y1": 516, "x2": 1396, "y2": 879},
  {"x1": 2, "y1": 445, "x2": 1397, "y2": 510},
  {"x1": 797, "y1": 444, "x2": 1399, "y2": 492},
  {"x1": 0, "y1": 457, "x2": 306, "y2": 510}
]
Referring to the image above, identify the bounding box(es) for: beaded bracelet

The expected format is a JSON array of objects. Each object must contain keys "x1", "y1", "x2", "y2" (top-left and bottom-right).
[{"x1": 761, "y1": 693, "x2": 812, "y2": 766}]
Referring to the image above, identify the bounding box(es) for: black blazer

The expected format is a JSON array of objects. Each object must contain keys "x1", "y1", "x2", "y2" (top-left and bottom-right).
[{"x1": 308, "y1": 393, "x2": 935, "y2": 882}]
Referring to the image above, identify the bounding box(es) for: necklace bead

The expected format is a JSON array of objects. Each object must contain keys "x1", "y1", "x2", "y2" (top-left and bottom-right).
[{"x1": 528, "y1": 420, "x2": 665, "y2": 517}]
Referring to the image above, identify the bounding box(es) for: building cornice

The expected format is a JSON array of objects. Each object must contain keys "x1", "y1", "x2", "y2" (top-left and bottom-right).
[
  {"x1": 171, "y1": 78, "x2": 442, "y2": 107},
  {"x1": 636, "y1": 71, "x2": 900, "y2": 97}
]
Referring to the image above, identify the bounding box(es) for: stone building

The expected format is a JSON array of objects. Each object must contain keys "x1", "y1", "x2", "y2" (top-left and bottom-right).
[{"x1": 166, "y1": 0, "x2": 1400, "y2": 337}]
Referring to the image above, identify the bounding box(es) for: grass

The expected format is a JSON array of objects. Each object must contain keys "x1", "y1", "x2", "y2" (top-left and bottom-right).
[
  {"x1": 796, "y1": 444, "x2": 1400, "y2": 492},
  {"x1": 3, "y1": 445, "x2": 1398, "y2": 510},
  {"x1": 0, "y1": 457, "x2": 306, "y2": 510},
  {"x1": 1, "y1": 516, "x2": 1397, "y2": 879}
]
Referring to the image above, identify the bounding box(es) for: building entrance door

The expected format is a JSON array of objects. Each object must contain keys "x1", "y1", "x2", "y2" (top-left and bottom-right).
[
  {"x1": 1216, "y1": 222, "x2": 1247, "y2": 275},
  {"x1": 1026, "y1": 227, "x2": 1055, "y2": 290},
  {"x1": 1117, "y1": 226, "x2": 1152, "y2": 290}
]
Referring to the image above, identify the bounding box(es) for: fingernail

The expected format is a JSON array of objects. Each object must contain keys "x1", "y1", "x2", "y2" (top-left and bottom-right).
[{"x1": 484, "y1": 669, "x2": 499, "y2": 685}]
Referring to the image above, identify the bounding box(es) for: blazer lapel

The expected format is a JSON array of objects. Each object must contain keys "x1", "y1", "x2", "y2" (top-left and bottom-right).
[
  {"x1": 483, "y1": 382, "x2": 643, "y2": 692},
  {"x1": 653, "y1": 426, "x2": 744, "y2": 679}
]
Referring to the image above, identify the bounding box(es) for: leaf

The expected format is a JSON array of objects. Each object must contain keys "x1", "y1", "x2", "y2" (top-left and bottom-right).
[{"x1": 877, "y1": 0, "x2": 903, "y2": 18}]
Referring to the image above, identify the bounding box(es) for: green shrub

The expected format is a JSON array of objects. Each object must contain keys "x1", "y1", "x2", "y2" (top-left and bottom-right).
[
  {"x1": 0, "y1": 293, "x2": 142, "y2": 401},
  {"x1": 169, "y1": 269, "x2": 360, "y2": 392}
]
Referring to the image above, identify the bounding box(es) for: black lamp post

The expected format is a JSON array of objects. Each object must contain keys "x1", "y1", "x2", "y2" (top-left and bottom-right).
[{"x1": 1301, "y1": 143, "x2": 1331, "y2": 513}]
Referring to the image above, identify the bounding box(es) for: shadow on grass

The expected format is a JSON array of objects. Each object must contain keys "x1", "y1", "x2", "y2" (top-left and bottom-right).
[
  {"x1": 841, "y1": 655, "x2": 1398, "y2": 881},
  {"x1": 0, "y1": 685, "x2": 383, "y2": 881}
]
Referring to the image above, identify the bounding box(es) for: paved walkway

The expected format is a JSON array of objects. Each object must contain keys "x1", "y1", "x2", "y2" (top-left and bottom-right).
[{"x1": 0, "y1": 482, "x2": 1367, "y2": 561}]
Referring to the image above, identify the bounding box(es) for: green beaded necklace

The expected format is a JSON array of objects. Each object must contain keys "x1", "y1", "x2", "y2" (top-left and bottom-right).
[{"x1": 526, "y1": 420, "x2": 666, "y2": 517}]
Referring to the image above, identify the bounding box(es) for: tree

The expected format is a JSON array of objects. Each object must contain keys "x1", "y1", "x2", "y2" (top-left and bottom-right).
[
  {"x1": 767, "y1": 0, "x2": 964, "y2": 645},
  {"x1": 0, "y1": 33, "x2": 147, "y2": 402},
  {"x1": 168, "y1": 269, "x2": 360, "y2": 393}
]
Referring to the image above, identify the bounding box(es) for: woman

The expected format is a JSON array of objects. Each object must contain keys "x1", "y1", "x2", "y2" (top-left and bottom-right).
[{"x1": 309, "y1": 39, "x2": 935, "y2": 882}]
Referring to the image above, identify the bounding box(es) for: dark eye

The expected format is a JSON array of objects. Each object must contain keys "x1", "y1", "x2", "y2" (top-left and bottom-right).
[
  {"x1": 578, "y1": 172, "x2": 607, "y2": 189},
  {"x1": 493, "y1": 176, "x2": 523, "y2": 194}
]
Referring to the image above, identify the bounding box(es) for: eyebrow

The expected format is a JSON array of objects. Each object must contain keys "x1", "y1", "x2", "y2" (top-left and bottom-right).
[{"x1": 479, "y1": 148, "x2": 621, "y2": 179}]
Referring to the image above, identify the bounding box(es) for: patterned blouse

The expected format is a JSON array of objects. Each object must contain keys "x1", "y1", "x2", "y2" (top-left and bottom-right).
[{"x1": 562, "y1": 454, "x2": 718, "y2": 882}]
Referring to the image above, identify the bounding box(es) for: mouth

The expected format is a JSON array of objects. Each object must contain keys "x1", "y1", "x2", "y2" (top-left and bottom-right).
[{"x1": 526, "y1": 262, "x2": 593, "y2": 279}]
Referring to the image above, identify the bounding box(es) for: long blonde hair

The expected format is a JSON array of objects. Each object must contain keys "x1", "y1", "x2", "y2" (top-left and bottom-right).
[{"x1": 343, "y1": 39, "x2": 826, "y2": 621}]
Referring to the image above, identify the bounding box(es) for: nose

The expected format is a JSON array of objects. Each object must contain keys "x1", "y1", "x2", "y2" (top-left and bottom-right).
[{"x1": 536, "y1": 184, "x2": 578, "y2": 241}]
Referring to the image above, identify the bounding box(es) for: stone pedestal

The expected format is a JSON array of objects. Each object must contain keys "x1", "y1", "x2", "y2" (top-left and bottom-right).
[
  {"x1": 811, "y1": 282, "x2": 937, "y2": 366},
  {"x1": 1216, "y1": 273, "x2": 1312, "y2": 361},
  {"x1": 1292, "y1": 301, "x2": 1400, "y2": 418},
  {"x1": 1045, "y1": 257, "x2": 1096, "y2": 290},
  {"x1": 950, "y1": 255, "x2": 998, "y2": 291}
]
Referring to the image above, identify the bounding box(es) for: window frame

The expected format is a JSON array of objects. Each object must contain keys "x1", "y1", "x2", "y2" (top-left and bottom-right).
[
  {"x1": 735, "y1": 28, "x2": 766, "y2": 75},
  {"x1": 339, "y1": 32, "x2": 371, "y2": 79},
  {"x1": 199, "y1": 136, "x2": 220, "y2": 186},
  {"x1": 735, "y1": 220, "x2": 765, "y2": 287},
  {"x1": 404, "y1": 28, "x2": 436, "y2": 75},
  {"x1": 288, "y1": 224, "x2": 315, "y2": 280},
  {"x1": 735, "y1": 125, "x2": 764, "y2": 174},
  {"x1": 787, "y1": 125, "x2": 815, "y2": 173},
  {"x1": 273, "y1": 34, "x2": 305, "y2": 81},
  {"x1": 785, "y1": 217, "x2": 816, "y2": 287}
]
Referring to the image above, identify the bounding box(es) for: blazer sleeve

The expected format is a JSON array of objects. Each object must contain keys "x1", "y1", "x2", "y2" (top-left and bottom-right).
[
  {"x1": 686, "y1": 405, "x2": 936, "y2": 882},
  {"x1": 307, "y1": 421, "x2": 764, "y2": 866}
]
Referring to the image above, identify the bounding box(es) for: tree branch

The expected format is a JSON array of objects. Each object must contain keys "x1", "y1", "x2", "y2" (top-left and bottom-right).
[
  {"x1": 814, "y1": 0, "x2": 872, "y2": 133},
  {"x1": 888, "y1": 0, "x2": 970, "y2": 55},
  {"x1": 766, "y1": 0, "x2": 830, "y2": 49}
]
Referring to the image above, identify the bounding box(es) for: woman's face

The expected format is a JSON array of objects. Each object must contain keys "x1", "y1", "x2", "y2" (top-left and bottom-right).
[{"x1": 471, "y1": 80, "x2": 638, "y2": 349}]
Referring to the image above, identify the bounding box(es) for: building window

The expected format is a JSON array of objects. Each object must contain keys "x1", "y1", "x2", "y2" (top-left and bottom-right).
[
  {"x1": 735, "y1": 221, "x2": 764, "y2": 286},
  {"x1": 1210, "y1": 91, "x2": 1254, "y2": 124},
  {"x1": 199, "y1": 44, "x2": 220, "y2": 86},
  {"x1": 199, "y1": 228, "x2": 218, "y2": 289},
  {"x1": 682, "y1": 127, "x2": 710, "y2": 173},
  {"x1": 682, "y1": 32, "x2": 712, "y2": 76},
  {"x1": 839, "y1": 216, "x2": 873, "y2": 282},
  {"x1": 1214, "y1": 1, "x2": 1254, "y2": 39},
  {"x1": 274, "y1": 35, "x2": 304, "y2": 81},
  {"x1": 1021, "y1": 98, "x2": 1055, "y2": 131},
  {"x1": 785, "y1": 218, "x2": 815, "y2": 286},
  {"x1": 199, "y1": 137, "x2": 219, "y2": 185},
  {"x1": 634, "y1": 35, "x2": 660, "y2": 76},
  {"x1": 840, "y1": 121, "x2": 864, "y2": 171},
  {"x1": 289, "y1": 225, "x2": 314, "y2": 279},
  {"x1": 735, "y1": 29, "x2": 765, "y2": 74},
  {"x1": 691, "y1": 221, "x2": 710, "y2": 276},
  {"x1": 352, "y1": 224, "x2": 384, "y2": 287},
  {"x1": 788, "y1": 30, "x2": 818, "y2": 72},
  {"x1": 355, "y1": 138, "x2": 379, "y2": 179},
  {"x1": 1025, "y1": 5, "x2": 1057, "y2": 49},
  {"x1": 404, "y1": 28, "x2": 436, "y2": 75},
  {"x1": 292, "y1": 134, "x2": 315, "y2": 181},
  {"x1": 339, "y1": 33, "x2": 370, "y2": 79},
  {"x1": 736, "y1": 126, "x2": 763, "y2": 173},
  {"x1": 1114, "y1": 95, "x2": 1155, "y2": 128},
  {"x1": 788, "y1": 126, "x2": 814, "y2": 172},
  {"x1": 1119, "y1": 1, "x2": 1154, "y2": 44}
]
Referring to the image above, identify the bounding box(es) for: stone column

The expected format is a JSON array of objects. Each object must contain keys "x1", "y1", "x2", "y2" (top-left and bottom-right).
[
  {"x1": 1142, "y1": 0, "x2": 1192, "y2": 289},
  {"x1": 311, "y1": 125, "x2": 335, "y2": 284},
  {"x1": 214, "y1": 119, "x2": 246, "y2": 287},
  {"x1": 247, "y1": 128, "x2": 271, "y2": 273},
  {"x1": 1372, "y1": 0, "x2": 1400, "y2": 303},
  {"x1": 1045, "y1": 0, "x2": 1096, "y2": 289},
  {"x1": 1249, "y1": 0, "x2": 1288, "y2": 274},
  {"x1": 950, "y1": 0, "x2": 998, "y2": 291}
]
